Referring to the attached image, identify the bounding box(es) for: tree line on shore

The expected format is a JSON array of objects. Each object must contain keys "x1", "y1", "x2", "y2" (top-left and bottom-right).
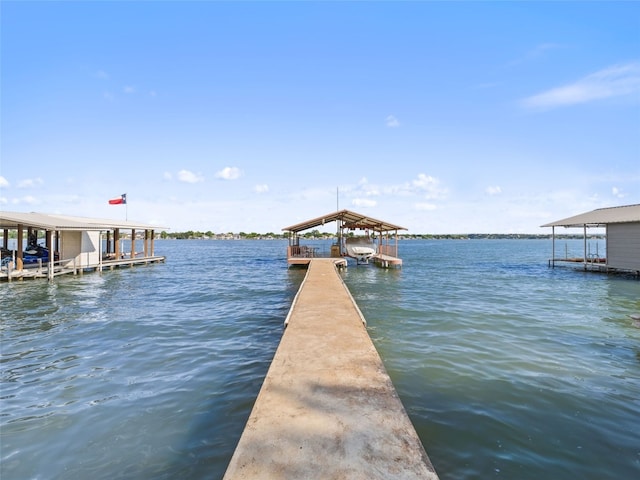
[
  {"x1": 160, "y1": 230, "x2": 604, "y2": 241},
  {"x1": 0, "y1": 229, "x2": 604, "y2": 241}
]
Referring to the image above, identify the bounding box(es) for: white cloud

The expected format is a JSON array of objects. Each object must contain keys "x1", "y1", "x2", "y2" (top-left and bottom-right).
[
  {"x1": 254, "y1": 184, "x2": 269, "y2": 193},
  {"x1": 215, "y1": 166, "x2": 242, "y2": 180},
  {"x1": 363, "y1": 186, "x2": 381, "y2": 196},
  {"x1": 0, "y1": 197, "x2": 7, "y2": 205},
  {"x1": 163, "y1": 171, "x2": 173, "y2": 180},
  {"x1": 409, "y1": 173, "x2": 447, "y2": 199},
  {"x1": 415, "y1": 202, "x2": 437, "y2": 211},
  {"x1": 486, "y1": 185, "x2": 502, "y2": 195},
  {"x1": 123, "y1": 85, "x2": 135, "y2": 94},
  {"x1": 349, "y1": 173, "x2": 447, "y2": 204},
  {"x1": 521, "y1": 62, "x2": 640, "y2": 110},
  {"x1": 178, "y1": 169, "x2": 204, "y2": 183},
  {"x1": 0, "y1": 176, "x2": 9, "y2": 187},
  {"x1": 355, "y1": 177, "x2": 380, "y2": 196},
  {"x1": 386, "y1": 115, "x2": 400, "y2": 127},
  {"x1": 18, "y1": 177, "x2": 44, "y2": 188},
  {"x1": 612, "y1": 186, "x2": 626, "y2": 198},
  {"x1": 11, "y1": 195, "x2": 39, "y2": 205},
  {"x1": 95, "y1": 70, "x2": 109, "y2": 79},
  {"x1": 352, "y1": 198, "x2": 377, "y2": 207},
  {"x1": 412, "y1": 173, "x2": 437, "y2": 190}
]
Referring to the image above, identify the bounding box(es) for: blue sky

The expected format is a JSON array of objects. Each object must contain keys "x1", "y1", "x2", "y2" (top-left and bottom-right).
[{"x1": 2, "y1": 1, "x2": 639, "y2": 234}]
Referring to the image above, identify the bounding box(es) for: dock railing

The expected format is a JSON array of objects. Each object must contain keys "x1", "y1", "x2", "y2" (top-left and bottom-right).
[
  {"x1": 1, "y1": 253, "x2": 165, "y2": 282},
  {"x1": 378, "y1": 244, "x2": 398, "y2": 257},
  {"x1": 1, "y1": 257, "x2": 77, "y2": 281},
  {"x1": 287, "y1": 244, "x2": 330, "y2": 259}
]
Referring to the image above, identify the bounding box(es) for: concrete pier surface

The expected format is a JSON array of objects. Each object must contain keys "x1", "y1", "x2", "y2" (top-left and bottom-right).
[{"x1": 223, "y1": 259, "x2": 439, "y2": 480}]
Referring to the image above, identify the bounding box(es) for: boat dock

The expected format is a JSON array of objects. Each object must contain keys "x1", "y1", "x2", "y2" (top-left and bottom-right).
[
  {"x1": 1, "y1": 211, "x2": 166, "y2": 282},
  {"x1": 223, "y1": 258, "x2": 439, "y2": 479},
  {"x1": 283, "y1": 209, "x2": 405, "y2": 268},
  {"x1": 543, "y1": 205, "x2": 640, "y2": 276}
]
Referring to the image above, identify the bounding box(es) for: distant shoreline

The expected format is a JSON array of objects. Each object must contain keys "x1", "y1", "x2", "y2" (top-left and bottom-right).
[
  {"x1": 0, "y1": 232, "x2": 606, "y2": 241},
  {"x1": 159, "y1": 232, "x2": 606, "y2": 241}
]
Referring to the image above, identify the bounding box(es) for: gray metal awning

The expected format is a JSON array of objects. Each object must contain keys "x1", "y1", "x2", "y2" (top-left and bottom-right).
[
  {"x1": 541, "y1": 204, "x2": 640, "y2": 228},
  {"x1": 0, "y1": 211, "x2": 165, "y2": 231}
]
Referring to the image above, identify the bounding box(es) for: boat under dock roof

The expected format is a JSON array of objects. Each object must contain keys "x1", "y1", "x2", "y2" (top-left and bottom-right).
[{"x1": 282, "y1": 209, "x2": 406, "y2": 268}]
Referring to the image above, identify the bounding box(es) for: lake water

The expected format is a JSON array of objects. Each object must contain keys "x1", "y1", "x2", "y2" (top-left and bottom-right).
[{"x1": 1, "y1": 239, "x2": 639, "y2": 479}]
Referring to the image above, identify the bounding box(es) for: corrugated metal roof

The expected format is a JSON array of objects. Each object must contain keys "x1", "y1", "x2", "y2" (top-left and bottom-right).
[
  {"x1": 282, "y1": 209, "x2": 406, "y2": 233},
  {"x1": 541, "y1": 204, "x2": 640, "y2": 227},
  {"x1": 0, "y1": 211, "x2": 166, "y2": 231}
]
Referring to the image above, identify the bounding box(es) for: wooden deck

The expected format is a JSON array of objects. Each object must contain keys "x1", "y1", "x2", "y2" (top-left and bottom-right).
[
  {"x1": 0, "y1": 255, "x2": 165, "y2": 282},
  {"x1": 287, "y1": 247, "x2": 401, "y2": 268},
  {"x1": 373, "y1": 252, "x2": 403, "y2": 268},
  {"x1": 548, "y1": 257, "x2": 609, "y2": 272},
  {"x1": 224, "y1": 258, "x2": 438, "y2": 480}
]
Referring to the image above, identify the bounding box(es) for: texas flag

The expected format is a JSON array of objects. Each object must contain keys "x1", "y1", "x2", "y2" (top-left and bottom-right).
[{"x1": 108, "y1": 193, "x2": 127, "y2": 205}]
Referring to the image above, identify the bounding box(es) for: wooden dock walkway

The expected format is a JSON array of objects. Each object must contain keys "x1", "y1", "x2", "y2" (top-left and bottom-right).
[{"x1": 224, "y1": 258, "x2": 438, "y2": 480}]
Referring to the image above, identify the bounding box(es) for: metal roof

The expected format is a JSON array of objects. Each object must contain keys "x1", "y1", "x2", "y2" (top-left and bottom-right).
[
  {"x1": 0, "y1": 211, "x2": 166, "y2": 231},
  {"x1": 541, "y1": 204, "x2": 640, "y2": 228},
  {"x1": 282, "y1": 209, "x2": 406, "y2": 233}
]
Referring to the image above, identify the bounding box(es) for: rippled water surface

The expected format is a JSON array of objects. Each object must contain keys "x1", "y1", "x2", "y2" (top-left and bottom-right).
[{"x1": 2, "y1": 239, "x2": 639, "y2": 479}]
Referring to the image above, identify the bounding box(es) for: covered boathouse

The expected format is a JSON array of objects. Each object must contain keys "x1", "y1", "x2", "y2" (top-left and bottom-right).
[
  {"x1": 0, "y1": 211, "x2": 165, "y2": 281},
  {"x1": 282, "y1": 209, "x2": 406, "y2": 267},
  {"x1": 542, "y1": 204, "x2": 640, "y2": 275}
]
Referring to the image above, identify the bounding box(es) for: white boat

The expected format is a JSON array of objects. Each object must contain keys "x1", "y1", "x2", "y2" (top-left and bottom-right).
[{"x1": 345, "y1": 237, "x2": 376, "y2": 264}]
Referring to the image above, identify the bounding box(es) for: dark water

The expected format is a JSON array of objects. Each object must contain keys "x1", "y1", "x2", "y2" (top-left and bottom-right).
[{"x1": 1, "y1": 239, "x2": 639, "y2": 479}]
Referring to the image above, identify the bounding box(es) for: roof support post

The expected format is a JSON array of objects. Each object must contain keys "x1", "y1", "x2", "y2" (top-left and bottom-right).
[
  {"x1": 46, "y1": 230, "x2": 53, "y2": 281},
  {"x1": 16, "y1": 224, "x2": 24, "y2": 270},
  {"x1": 605, "y1": 224, "x2": 609, "y2": 268},
  {"x1": 395, "y1": 230, "x2": 398, "y2": 258},
  {"x1": 114, "y1": 228, "x2": 120, "y2": 259},
  {"x1": 131, "y1": 229, "x2": 136, "y2": 259},
  {"x1": 98, "y1": 232, "x2": 103, "y2": 272},
  {"x1": 583, "y1": 224, "x2": 587, "y2": 270},
  {"x1": 106, "y1": 231, "x2": 111, "y2": 255},
  {"x1": 2, "y1": 228, "x2": 8, "y2": 250},
  {"x1": 551, "y1": 226, "x2": 555, "y2": 268},
  {"x1": 151, "y1": 230, "x2": 155, "y2": 257}
]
